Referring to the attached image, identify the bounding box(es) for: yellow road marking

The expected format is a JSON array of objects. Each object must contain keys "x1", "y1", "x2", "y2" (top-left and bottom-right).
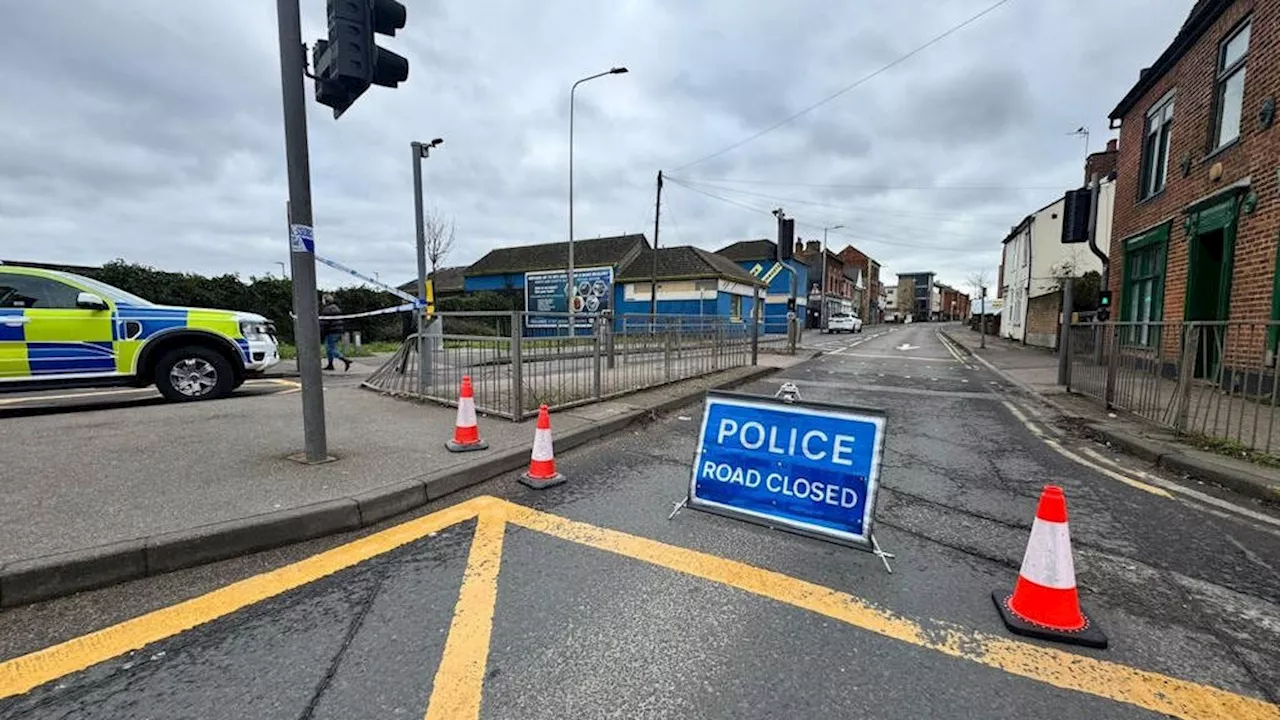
[
  {"x1": 423, "y1": 512, "x2": 506, "y2": 720},
  {"x1": 0, "y1": 496, "x2": 495, "y2": 700},
  {"x1": 503, "y1": 501, "x2": 1278, "y2": 720},
  {"x1": 1001, "y1": 401, "x2": 1174, "y2": 499},
  {"x1": 936, "y1": 331, "x2": 966, "y2": 364},
  {"x1": 2, "y1": 495, "x2": 1275, "y2": 720}
]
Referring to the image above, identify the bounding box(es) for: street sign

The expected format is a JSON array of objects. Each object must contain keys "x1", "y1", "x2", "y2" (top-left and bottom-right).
[
  {"x1": 524, "y1": 266, "x2": 613, "y2": 328},
  {"x1": 688, "y1": 390, "x2": 887, "y2": 549}
]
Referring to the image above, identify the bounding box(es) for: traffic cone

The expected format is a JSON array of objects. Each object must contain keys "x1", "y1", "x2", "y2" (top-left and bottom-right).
[
  {"x1": 445, "y1": 376, "x2": 489, "y2": 452},
  {"x1": 519, "y1": 404, "x2": 565, "y2": 489},
  {"x1": 993, "y1": 485, "x2": 1107, "y2": 648}
]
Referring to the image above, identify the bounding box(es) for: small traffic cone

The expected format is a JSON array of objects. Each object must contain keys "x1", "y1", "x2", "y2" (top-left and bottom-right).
[
  {"x1": 519, "y1": 404, "x2": 565, "y2": 489},
  {"x1": 993, "y1": 485, "x2": 1107, "y2": 648},
  {"x1": 445, "y1": 376, "x2": 489, "y2": 452}
]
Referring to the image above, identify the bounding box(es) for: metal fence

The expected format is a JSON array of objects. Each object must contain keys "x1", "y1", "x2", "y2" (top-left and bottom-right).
[
  {"x1": 1067, "y1": 321, "x2": 1280, "y2": 453},
  {"x1": 363, "y1": 311, "x2": 788, "y2": 420}
]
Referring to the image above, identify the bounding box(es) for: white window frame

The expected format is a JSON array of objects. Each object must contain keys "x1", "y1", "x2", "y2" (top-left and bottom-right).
[
  {"x1": 1213, "y1": 19, "x2": 1250, "y2": 149},
  {"x1": 1141, "y1": 92, "x2": 1175, "y2": 199}
]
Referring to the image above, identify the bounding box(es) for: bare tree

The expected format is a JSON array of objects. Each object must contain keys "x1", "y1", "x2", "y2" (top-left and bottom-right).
[
  {"x1": 424, "y1": 206, "x2": 455, "y2": 274},
  {"x1": 967, "y1": 268, "x2": 991, "y2": 300}
]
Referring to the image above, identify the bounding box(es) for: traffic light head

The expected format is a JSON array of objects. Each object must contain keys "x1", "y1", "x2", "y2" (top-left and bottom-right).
[
  {"x1": 314, "y1": 0, "x2": 409, "y2": 118},
  {"x1": 1099, "y1": 289, "x2": 1112, "y2": 307}
]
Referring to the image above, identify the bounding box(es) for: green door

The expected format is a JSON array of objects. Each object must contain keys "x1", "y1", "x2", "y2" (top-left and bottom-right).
[{"x1": 1183, "y1": 197, "x2": 1238, "y2": 379}]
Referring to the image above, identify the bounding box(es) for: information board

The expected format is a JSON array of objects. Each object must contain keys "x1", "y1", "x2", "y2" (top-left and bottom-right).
[
  {"x1": 689, "y1": 390, "x2": 886, "y2": 548},
  {"x1": 524, "y1": 266, "x2": 613, "y2": 328}
]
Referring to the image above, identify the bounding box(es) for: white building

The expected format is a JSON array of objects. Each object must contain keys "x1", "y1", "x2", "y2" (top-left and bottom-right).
[{"x1": 999, "y1": 179, "x2": 1113, "y2": 347}]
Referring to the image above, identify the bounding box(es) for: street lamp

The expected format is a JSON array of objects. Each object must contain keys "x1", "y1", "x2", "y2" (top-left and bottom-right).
[
  {"x1": 568, "y1": 66, "x2": 627, "y2": 336},
  {"x1": 820, "y1": 225, "x2": 843, "y2": 330},
  {"x1": 275, "y1": 261, "x2": 287, "y2": 279},
  {"x1": 412, "y1": 137, "x2": 444, "y2": 394}
]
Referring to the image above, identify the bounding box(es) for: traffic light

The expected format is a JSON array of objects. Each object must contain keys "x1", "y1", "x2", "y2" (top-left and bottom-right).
[
  {"x1": 314, "y1": 0, "x2": 409, "y2": 118},
  {"x1": 1097, "y1": 289, "x2": 1112, "y2": 321}
]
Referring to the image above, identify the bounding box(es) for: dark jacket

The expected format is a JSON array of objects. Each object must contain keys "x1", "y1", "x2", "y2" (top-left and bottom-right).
[{"x1": 319, "y1": 302, "x2": 345, "y2": 335}]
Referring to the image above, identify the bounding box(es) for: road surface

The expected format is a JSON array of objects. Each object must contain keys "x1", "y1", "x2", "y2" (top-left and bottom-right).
[{"x1": 2, "y1": 323, "x2": 1278, "y2": 719}]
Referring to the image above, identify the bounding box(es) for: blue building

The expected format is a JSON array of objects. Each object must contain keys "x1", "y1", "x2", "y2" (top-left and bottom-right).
[
  {"x1": 463, "y1": 234, "x2": 764, "y2": 334},
  {"x1": 715, "y1": 239, "x2": 811, "y2": 334},
  {"x1": 614, "y1": 246, "x2": 765, "y2": 321}
]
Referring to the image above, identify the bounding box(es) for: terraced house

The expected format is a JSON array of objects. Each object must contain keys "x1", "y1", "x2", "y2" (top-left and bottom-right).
[{"x1": 1107, "y1": 0, "x2": 1280, "y2": 374}]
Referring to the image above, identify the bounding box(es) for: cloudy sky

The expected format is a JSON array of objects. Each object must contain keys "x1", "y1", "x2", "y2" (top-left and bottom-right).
[{"x1": 1, "y1": 0, "x2": 1194, "y2": 293}]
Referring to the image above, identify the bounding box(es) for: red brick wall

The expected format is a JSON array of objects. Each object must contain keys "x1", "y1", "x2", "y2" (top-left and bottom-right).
[{"x1": 1109, "y1": 0, "x2": 1280, "y2": 363}]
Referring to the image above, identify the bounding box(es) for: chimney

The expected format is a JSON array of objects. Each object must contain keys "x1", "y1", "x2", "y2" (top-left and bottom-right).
[
  {"x1": 805, "y1": 240, "x2": 820, "y2": 253},
  {"x1": 1106, "y1": 138, "x2": 1118, "y2": 153}
]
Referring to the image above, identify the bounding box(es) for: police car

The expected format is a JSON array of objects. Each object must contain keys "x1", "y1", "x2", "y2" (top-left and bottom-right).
[{"x1": 0, "y1": 264, "x2": 280, "y2": 401}]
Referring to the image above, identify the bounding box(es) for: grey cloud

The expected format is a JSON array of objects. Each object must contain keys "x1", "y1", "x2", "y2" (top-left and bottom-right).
[{"x1": 0, "y1": 0, "x2": 1199, "y2": 292}]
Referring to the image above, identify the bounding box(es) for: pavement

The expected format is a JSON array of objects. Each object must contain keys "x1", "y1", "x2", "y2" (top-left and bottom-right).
[
  {"x1": 941, "y1": 325, "x2": 1280, "y2": 506},
  {"x1": 0, "y1": 352, "x2": 808, "y2": 607},
  {"x1": 2, "y1": 323, "x2": 1278, "y2": 718}
]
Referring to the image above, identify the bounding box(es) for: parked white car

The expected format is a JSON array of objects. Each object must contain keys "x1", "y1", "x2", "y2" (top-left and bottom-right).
[{"x1": 825, "y1": 313, "x2": 863, "y2": 334}]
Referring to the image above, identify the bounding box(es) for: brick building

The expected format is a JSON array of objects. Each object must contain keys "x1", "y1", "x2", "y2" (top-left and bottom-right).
[
  {"x1": 795, "y1": 241, "x2": 852, "y2": 327},
  {"x1": 1107, "y1": 0, "x2": 1280, "y2": 372},
  {"x1": 938, "y1": 284, "x2": 971, "y2": 321},
  {"x1": 837, "y1": 245, "x2": 882, "y2": 324}
]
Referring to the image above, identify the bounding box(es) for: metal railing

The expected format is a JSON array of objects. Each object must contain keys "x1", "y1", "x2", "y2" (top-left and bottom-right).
[
  {"x1": 363, "y1": 311, "x2": 786, "y2": 420},
  {"x1": 1067, "y1": 321, "x2": 1280, "y2": 454}
]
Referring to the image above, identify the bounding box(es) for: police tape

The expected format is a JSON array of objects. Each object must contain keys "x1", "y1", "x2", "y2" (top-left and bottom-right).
[
  {"x1": 325, "y1": 302, "x2": 419, "y2": 320},
  {"x1": 313, "y1": 253, "x2": 422, "y2": 307},
  {"x1": 290, "y1": 302, "x2": 422, "y2": 321}
]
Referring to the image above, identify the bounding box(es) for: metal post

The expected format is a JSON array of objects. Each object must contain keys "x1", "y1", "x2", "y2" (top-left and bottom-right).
[
  {"x1": 1104, "y1": 322, "x2": 1119, "y2": 407},
  {"x1": 593, "y1": 321, "x2": 603, "y2": 400},
  {"x1": 751, "y1": 284, "x2": 760, "y2": 366},
  {"x1": 650, "y1": 170, "x2": 662, "y2": 316},
  {"x1": 1058, "y1": 275, "x2": 1074, "y2": 386},
  {"x1": 820, "y1": 231, "x2": 828, "y2": 330},
  {"x1": 276, "y1": 0, "x2": 327, "y2": 463},
  {"x1": 1174, "y1": 324, "x2": 1200, "y2": 431},
  {"x1": 567, "y1": 84, "x2": 577, "y2": 341},
  {"x1": 980, "y1": 287, "x2": 987, "y2": 349},
  {"x1": 510, "y1": 311, "x2": 524, "y2": 420},
  {"x1": 411, "y1": 142, "x2": 434, "y2": 395}
]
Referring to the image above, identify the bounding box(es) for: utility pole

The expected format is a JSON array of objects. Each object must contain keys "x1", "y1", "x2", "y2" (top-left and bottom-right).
[
  {"x1": 650, "y1": 170, "x2": 662, "y2": 317},
  {"x1": 412, "y1": 139, "x2": 443, "y2": 395},
  {"x1": 276, "y1": 0, "x2": 327, "y2": 463}
]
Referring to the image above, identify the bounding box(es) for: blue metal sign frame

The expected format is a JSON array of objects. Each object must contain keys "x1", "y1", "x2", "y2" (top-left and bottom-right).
[{"x1": 687, "y1": 390, "x2": 887, "y2": 551}]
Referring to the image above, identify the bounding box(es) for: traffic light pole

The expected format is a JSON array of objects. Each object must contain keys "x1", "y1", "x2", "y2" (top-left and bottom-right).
[{"x1": 277, "y1": 0, "x2": 329, "y2": 463}]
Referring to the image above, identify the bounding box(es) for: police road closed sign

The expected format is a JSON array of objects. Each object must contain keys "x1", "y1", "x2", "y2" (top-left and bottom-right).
[{"x1": 689, "y1": 391, "x2": 886, "y2": 548}]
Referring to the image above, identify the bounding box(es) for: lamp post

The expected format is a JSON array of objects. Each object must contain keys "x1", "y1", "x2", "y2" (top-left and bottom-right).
[
  {"x1": 820, "y1": 225, "x2": 843, "y2": 329},
  {"x1": 568, "y1": 66, "x2": 628, "y2": 336},
  {"x1": 412, "y1": 138, "x2": 444, "y2": 394},
  {"x1": 275, "y1": 262, "x2": 287, "y2": 279}
]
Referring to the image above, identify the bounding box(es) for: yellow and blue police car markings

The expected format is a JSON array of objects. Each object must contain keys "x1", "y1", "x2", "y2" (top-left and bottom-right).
[{"x1": 27, "y1": 341, "x2": 116, "y2": 375}]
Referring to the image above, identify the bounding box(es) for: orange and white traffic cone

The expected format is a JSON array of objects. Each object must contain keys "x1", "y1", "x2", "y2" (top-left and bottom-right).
[
  {"x1": 519, "y1": 404, "x2": 565, "y2": 489},
  {"x1": 993, "y1": 485, "x2": 1107, "y2": 648},
  {"x1": 445, "y1": 376, "x2": 489, "y2": 452}
]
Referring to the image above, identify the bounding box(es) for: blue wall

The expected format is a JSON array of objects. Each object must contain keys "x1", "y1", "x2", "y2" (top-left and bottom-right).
[
  {"x1": 464, "y1": 273, "x2": 525, "y2": 292},
  {"x1": 731, "y1": 260, "x2": 807, "y2": 334}
]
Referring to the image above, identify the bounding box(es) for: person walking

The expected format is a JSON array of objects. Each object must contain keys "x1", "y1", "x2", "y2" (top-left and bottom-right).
[{"x1": 319, "y1": 294, "x2": 352, "y2": 372}]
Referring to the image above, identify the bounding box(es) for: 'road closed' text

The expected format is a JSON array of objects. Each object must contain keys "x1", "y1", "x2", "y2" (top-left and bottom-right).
[{"x1": 699, "y1": 461, "x2": 860, "y2": 509}]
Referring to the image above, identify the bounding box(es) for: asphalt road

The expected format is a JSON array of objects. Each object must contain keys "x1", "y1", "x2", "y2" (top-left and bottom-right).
[{"x1": 2, "y1": 323, "x2": 1279, "y2": 719}]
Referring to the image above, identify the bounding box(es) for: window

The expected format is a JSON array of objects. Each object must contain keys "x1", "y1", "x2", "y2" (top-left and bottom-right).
[
  {"x1": 1141, "y1": 94, "x2": 1175, "y2": 198},
  {"x1": 1121, "y1": 228, "x2": 1168, "y2": 346},
  {"x1": 1214, "y1": 20, "x2": 1250, "y2": 148},
  {"x1": 0, "y1": 273, "x2": 82, "y2": 309},
  {"x1": 729, "y1": 294, "x2": 742, "y2": 320}
]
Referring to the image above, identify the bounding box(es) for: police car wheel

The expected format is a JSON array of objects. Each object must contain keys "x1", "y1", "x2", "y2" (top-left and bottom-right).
[{"x1": 155, "y1": 346, "x2": 234, "y2": 401}]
